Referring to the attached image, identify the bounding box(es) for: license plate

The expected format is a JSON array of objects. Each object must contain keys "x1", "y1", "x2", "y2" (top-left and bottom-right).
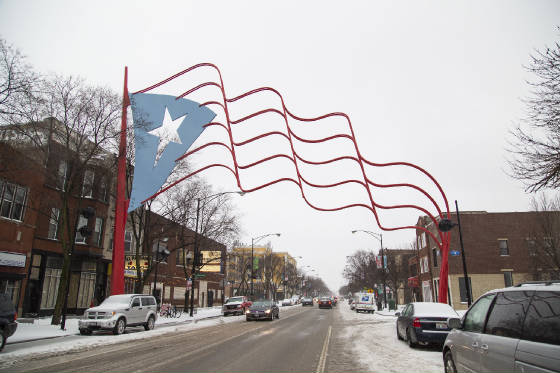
[{"x1": 436, "y1": 322, "x2": 447, "y2": 329}]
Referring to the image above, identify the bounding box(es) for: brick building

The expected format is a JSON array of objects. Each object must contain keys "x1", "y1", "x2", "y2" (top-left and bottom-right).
[
  {"x1": 411, "y1": 211, "x2": 558, "y2": 309},
  {"x1": 1, "y1": 120, "x2": 227, "y2": 316}
]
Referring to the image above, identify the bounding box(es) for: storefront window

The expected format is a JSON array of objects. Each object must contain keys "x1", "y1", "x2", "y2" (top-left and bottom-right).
[{"x1": 0, "y1": 279, "x2": 21, "y2": 308}]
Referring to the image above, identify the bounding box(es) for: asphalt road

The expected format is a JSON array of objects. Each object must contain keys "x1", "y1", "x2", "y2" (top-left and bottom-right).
[{"x1": 1, "y1": 305, "x2": 366, "y2": 373}]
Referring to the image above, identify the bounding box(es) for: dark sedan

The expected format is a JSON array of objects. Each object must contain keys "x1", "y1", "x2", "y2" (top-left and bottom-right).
[
  {"x1": 396, "y1": 302, "x2": 459, "y2": 347},
  {"x1": 245, "y1": 300, "x2": 279, "y2": 321},
  {"x1": 301, "y1": 297, "x2": 314, "y2": 306},
  {"x1": 0, "y1": 294, "x2": 17, "y2": 351},
  {"x1": 318, "y1": 297, "x2": 332, "y2": 309}
]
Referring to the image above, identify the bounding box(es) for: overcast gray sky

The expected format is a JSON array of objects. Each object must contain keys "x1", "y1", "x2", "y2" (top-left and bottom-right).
[{"x1": 1, "y1": 0, "x2": 559, "y2": 292}]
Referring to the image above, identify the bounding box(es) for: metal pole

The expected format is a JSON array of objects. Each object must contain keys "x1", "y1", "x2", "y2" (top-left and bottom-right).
[
  {"x1": 381, "y1": 234, "x2": 387, "y2": 310},
  {"x1": 455, "y1": 200, "x2": 471, "y2": 306},
  {"x1": 152, "y1": 240, "x2": 160, "y2": 303},
  {"x1": 189, "y1": 198, "x2": 200, "y2": 317},
  {"x1": 251, "y1": 238, "x2": 254, "y2": 297}
]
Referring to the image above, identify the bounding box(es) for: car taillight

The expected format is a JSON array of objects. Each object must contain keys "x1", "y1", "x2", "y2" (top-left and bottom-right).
[
  {"x1": 14, "y1": 312, "x2": 17, "y2": 321},
  {"x1": 413, "y1": 318, "x2": 421, "y2": 328},
  {"x1": 328, "y1": 301, "x2": 331, "y2": 304}
]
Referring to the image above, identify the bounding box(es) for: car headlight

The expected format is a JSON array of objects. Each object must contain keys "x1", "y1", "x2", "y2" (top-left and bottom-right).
[
  {"x1": 265, "y1": 309, "x2": 271, "y2": 314},
  {"x1": 245, "y1": 309, "x2": 251, "y2": 314},
  {"x1": 106, "y1": 311, "x2": 116, "y2": 318}
]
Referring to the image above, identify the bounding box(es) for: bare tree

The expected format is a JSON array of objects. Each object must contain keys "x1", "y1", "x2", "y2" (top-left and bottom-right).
[
  {"x1": 527, "y1": 194, "x2": 560, "y2": 279},
  {"x1": 508, "y1": 29, "x2": 560, "y2": 191},
  {"x1": 1, "y1": 75, "x2": 121, "y2": 324},
  {"x1": 342, "y1": 250, "x2": 380, "y2": 293},
  {"x1": 0, "y1": 38, "x2": 39, "y2": 120}
]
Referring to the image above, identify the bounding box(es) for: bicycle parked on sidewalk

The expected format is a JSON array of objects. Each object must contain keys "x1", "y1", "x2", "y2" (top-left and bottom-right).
[{"x1": 159, "y1": 303, "x2": 182, "y2": 318}]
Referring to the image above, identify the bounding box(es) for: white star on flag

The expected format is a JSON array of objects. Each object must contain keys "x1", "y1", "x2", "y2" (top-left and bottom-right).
[{"x1": 148, "y1": 107, "x2": 186, "y2": 167}]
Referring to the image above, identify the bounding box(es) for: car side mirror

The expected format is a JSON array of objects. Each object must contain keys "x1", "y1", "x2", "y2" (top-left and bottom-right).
[
  {"x1": 395, "y1": 312, "x2": 401, "y2": 317},
  {"x1": 447, "y1": 317, "x2": 462, "y2": 329}
]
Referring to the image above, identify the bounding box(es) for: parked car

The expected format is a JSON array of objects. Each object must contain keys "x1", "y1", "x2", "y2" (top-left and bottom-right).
[
  {"x1": 246, "y1": 300, "x2": 279, "y2": 321},
  {"x1": 281, "y1": 298, "x2": 293, "y2": 306},
  {"x1": 291, "y1": 295, "x2": 301, "y2": 305},
  {"x1": 350, "y1": 299, "x2": 356, "y2": 310},
  {"x1": 318, "y1": 297, "x2": 333, "y2": 309},
  {"x1": 396, "y1": 302, "x2": 459, "y2": 348},
  {"x1": 443, "y1": 282, "x2": 560, "y2": 373},
  {"x1": 223, "y1": 296, "x2": 252, "y2": 316},
  {"x1": 0, "y1": 294, "x2": 18, "y2": 351},
  {"x1": 79, "y1": 294, "x2": 158, "y2": 335},
  {"x1": 301, "y1": 297, "x2": 314, "y2": 306}
]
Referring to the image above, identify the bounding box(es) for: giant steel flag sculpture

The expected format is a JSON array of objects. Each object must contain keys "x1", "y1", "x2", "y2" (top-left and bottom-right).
[{"x1": 112, "y1": 63, "x2": 452, "y2": 303}]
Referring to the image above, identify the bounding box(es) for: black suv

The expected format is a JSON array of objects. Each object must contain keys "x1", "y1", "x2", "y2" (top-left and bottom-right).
[{"x1": 0, "y1": 294, "x2": 18, "y2": 351}]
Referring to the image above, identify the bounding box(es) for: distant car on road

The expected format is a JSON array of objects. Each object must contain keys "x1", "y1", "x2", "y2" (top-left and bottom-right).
[
  {"x1": 223, "y1": 296, "x2": 252, "y2": 316},
  {"x1": 79, "y1": 294, "x2": 158, "y2": 335},
  {"x1": 443, "y1": 282, "x2": 560, "y2": 373},
  {"x1": 0, "y1": 294, "x2": 18, "y2": 351},
  {"x1": 318, "y1": 297, "x2": 332, "y2": 309},
  {"x1": 246, "y1": 300, "x2": 279, "y2": 321},
  {"x1": 281, "y1": 298, "x2": 293, "y2": 306},
  {"x1": 301, "y1": 297, "x2": 314, "y2": 306},
  {"x1": 396, "y1": 302, "x2": 459, "y2": 348}
]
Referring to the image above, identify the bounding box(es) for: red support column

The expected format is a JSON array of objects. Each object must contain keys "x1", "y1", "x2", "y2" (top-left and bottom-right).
[{"x1": 111, "y1": 66, "x2": 130, "y2": 295}]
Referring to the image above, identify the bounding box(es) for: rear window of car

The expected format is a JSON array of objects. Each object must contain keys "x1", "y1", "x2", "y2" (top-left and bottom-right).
[
  {"x1": 485, "y1": 291, "x2": 532, "y2": 339},
  {"x1": 522, "y1": 291, "x2": 560, "y2": 345}
]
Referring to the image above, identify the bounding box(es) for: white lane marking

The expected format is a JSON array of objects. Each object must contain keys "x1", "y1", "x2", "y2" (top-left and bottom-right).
[{"x1": 316, "y1": 325, "x2": 332, "y2": 373}]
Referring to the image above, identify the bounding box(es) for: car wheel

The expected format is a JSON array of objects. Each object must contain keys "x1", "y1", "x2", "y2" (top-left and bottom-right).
[
  {"x1": 144, "y1": 315, "x2": 155, "y2": 331},
  {"x1": 246, "y1": 317, "x2": 250, "y2": 322},
  {"x1": 396, "y1": 325, "x2": 403, "y2": 340},
  {"x1": 444, "y1": 350, "x2": 457, "y2": 373},
  {"x1": 407, "y1": 328, "x2": 417, "y2": 348},
  {"x1": 0, "y1": 330, "x2": 6, "y2": 352},
  {"x1": 79, "y1": 328, "x2": 92, "y2": 336},
  {"x1": 113, "y1": 317, "x2": 126, "y2": 335}
]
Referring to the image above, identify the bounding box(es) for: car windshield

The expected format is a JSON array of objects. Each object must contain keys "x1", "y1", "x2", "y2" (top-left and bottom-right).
[
  {"x1": 252, "y1": 301, "x2": 272, "y2": 307},
  {"x1": 226, "y1": 297, "x2": 244, "y2": 303}
]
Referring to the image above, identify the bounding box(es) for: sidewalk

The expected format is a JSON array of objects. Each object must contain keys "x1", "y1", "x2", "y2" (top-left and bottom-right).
[{"x1": 8, "y1": 306, "x2": 223, "y2": 344}]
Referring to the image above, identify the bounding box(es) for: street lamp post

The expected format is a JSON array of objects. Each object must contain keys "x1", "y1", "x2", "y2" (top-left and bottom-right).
[
  {"x1": 438, "y1": 200, "x2": 471, "y2": 306},
  {"x1": 251, "y1": 233, "x2": 281, "y2": 298},
  {"x1": 189, "y1": 191, "x2": 244, "y2": 317},
  {"x1": 352, "y1": 230, "x2": 387, "y2": 310}
]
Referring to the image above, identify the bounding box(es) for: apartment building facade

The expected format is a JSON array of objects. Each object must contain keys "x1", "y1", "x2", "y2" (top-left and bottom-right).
[{"x1": 411, "y1": 211, "x2": 558, "y2": 309}]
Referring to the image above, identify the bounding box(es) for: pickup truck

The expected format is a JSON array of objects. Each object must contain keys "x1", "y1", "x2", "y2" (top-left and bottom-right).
[{"x1": 222, "y1": 296, "x2": 252, "y2": 316}]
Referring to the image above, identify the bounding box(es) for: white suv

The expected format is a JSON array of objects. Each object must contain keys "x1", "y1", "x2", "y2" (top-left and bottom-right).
[{"x1": 79, "y1": 294, "x2": 158, "y2": 335}]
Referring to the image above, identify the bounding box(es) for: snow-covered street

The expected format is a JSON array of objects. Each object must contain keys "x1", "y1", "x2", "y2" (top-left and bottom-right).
[
  {"x1": 338, "y1": 302, "x2": 444, "y2": 373},
  {"x1": 1, "y1": 303, "x2": 450, "y2": 372}
]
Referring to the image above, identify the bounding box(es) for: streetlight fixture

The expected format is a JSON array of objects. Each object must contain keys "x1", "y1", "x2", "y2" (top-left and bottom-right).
[
  {"x1": 251, "y1": 233, "x2": 281, "y2": 298},
  {"x1": 352, "y1": 229, "x2": 388, "y2": 310},
  {"x1": 189, "y1": 190, "x2": 244, "y2": 317}
]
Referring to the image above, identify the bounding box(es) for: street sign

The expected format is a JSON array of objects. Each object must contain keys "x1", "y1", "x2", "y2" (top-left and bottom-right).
[
  {"x1": 450, "y1": 250, "x2": 461, "y2": 256},
  {"x1": 194, "y1": 274, "x2": 206, "y2": 278}
]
